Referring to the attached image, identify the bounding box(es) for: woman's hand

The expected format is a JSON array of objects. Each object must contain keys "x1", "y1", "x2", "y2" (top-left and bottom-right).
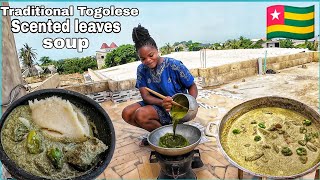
[{"x1": 162, "y1": 96, "x2": 173, "y2": 112}]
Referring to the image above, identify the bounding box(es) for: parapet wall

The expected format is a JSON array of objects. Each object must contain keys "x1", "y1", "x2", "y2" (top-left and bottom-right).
[
  {"x1": 62, "y1": 79, "x2": 136, "y2": 94},
  {"x1": 32, "y1": 73, "x2": 60, "y2": 92},
  {"x1": 62, "y1": 51, "x2": 318, "y2": 103},
  {"x1": 198, "y1": 51, "x2": 318, "y2": 87},
  {"x1": 61, "y1": 79, "x2": 139, "y2": 103}
]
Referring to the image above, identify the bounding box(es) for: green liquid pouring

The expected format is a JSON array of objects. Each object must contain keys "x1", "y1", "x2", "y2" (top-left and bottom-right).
[
  {"x1": 171, "y1": 107, "x2": 188, "y2": 136},
  {"x1": 158, "y1": 105, "x2": 189, "y2": 148}
]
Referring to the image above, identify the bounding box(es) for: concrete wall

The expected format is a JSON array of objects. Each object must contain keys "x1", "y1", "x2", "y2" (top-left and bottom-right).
[
  {"x1": 313, "y1": 51, "x2": 319, "y2": 62},
  {"x1": 96, "y1": 52, "x2": 106, "y2": 69},
  {"x1": 2, "y1": 2, "x2": 26, "y2": 113},
  {"x1": 32, "y1": 73, "x2": 60, "y2": 92},
  {"x1": 198, "y1": 59, "x2": 257, "y2": 87},
  {"x1": 266, "y1": 52, "x2": 314, "y2": 71},
  {"x1": 198, "y1": 51, "x2": 318, "y2": 87},
  {"x1": 88, "y1": 68, "x2": 105, "y2": 81},
  {"x1": 62, "y1": 79, "x2": 136, "y2": 94},
  {"x1": 62, "y1": 80, "x2": 110, "y2": 94},
  {"x1": 63, "y1": 51, "x2": 319, "y2": 95}
]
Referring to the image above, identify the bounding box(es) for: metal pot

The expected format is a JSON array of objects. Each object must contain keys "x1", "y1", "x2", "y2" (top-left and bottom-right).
[
  {"x1": 214, "y1": 96, "x2": 320, "y2": 179},
  {"x1": 171, "y1": 93, "x2": 198, "y2": 123},
  {"x1": 147, "y1": 124, "x2": 201, "y2": 156},
  {"x1": 0, "y1": 89, "x2": 116, "y2": 180}
]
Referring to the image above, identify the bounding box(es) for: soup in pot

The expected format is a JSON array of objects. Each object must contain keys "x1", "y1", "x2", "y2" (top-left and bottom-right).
[
  {"x1": 221, "y1": 107, "x2": 320, "y2": 176},
  {"x1": 1, "y1": 96, "x2": 108, "y2": 179}
]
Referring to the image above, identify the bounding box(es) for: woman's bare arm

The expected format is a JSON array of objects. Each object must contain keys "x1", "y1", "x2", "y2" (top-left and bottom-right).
[
  {"x1": 139, "y1": 87, "x2": 163, "y2": 106},
  {"x1": 188, "y1": 83, "x2": 198, "y2": 99}
]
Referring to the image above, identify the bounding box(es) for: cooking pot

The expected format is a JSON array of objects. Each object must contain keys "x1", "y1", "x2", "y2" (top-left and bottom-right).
[
  {"x1": 0, "y1": 89, "x2": 115, "y2": 180},
  {"x1": 214, "y1": 96, "x2": 320, "y2": 179},
  {"x1": 147, "y1": 124, "x2": 201, "y2": 156},
  {"x1": 171, "y1": 93, "x2": 198, "y2": 123}
]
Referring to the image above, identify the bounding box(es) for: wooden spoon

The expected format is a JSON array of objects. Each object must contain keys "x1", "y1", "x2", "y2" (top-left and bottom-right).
[{"x1": 145, "y1": 87, "x2": 189, "y2": 110}]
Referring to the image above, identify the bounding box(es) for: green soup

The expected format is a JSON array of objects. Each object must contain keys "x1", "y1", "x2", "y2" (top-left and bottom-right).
[
  {"x1": 1, "y1": 105, "x2": 107, "y2": 179},
  {"x1": 171, "y1": 105, "x2": 188, "y2": 135},
  {"x1": 158, "y1": 104, "x2": 190, "y2": 148},
  {"x1": 159, "y1": 133, "x2": 190, "y2": 148}
]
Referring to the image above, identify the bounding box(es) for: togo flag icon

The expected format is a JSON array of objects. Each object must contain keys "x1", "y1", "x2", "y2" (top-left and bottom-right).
[{"x1": 266, "y1": 5, "x2": 315, "y2": 40}]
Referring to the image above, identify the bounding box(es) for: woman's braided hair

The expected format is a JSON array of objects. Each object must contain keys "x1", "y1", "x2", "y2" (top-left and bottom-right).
[{"x1": 132, "y1": 24, "x2": 157, "y2": 51}]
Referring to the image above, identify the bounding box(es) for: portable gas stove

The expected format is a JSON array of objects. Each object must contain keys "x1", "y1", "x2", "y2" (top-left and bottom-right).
[{"x1": 149, "y1": 149, "x2": 203, "y2": 179}]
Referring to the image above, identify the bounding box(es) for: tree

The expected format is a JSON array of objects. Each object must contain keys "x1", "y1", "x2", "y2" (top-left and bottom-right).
[
  {"x1": 250, "y1": 39, "x2": 264, "y2": 49},
  {"x1": 210, "y1": 43, "x2": 222, "y2": 50},
  {"x1": 160, "y1": 43, "x2": 173, "y2": 55},
  {"x1": 224, "y1": 39, "x2": 240, "y2": 49},
  {"x1": 39, "y1": 56, "x2": 53, "y2": 65},
  {"x1": 238, "y1": 36, "x2": 252, "y2": 49},
  {"x1": 230, "y1": 39, "x2": 240, "y2": 49},
  {"x1": 19, "y1": 43, "x2": 37, "y2": 68},
  {"x1": 188, "y1": 42, "x2": 202, "y2": 51},
  {"x1": 173, "y1": 42, "x2": 180, "y2": 46},
  {"x1": 279, "y1": 39, "x2": 294, "y2": 48},
  {"x1": 105, "y1": 44, "x2": 138, "y2": 68},
  {"x1": 174, "y1": 46, "x2": 184, "y2": 52},
  {"x1": 306, "y1": 40, "x2": 318, "y2": 51},
  {"x1": 57, "y1": 56, "x2": 97, "y2": 74},
  {"x1": 223, "y1": 40, "x2": 232, "y2": 49},
  {"x1": 185, "y1": 40, "x2": 193, "y2": 47},
  {"x1": 294, "y1": 40, "x2": 318, "y2": 50}
]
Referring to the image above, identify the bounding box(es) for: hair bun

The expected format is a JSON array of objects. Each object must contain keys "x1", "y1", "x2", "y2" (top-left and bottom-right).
[
  {"x1": 132, "y1": 24, "x2": 158, "y2": 50},
  {"x1": 132, "y1": 24, "x2": 152, "y2": 44}
]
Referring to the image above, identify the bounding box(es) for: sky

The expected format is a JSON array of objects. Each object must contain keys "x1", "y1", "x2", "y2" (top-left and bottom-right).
[{"x1": 8, "y1": 2, "x2": 320, "y2": 61}]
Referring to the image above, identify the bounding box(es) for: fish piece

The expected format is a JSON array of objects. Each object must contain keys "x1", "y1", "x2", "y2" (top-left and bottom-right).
[
  {"x1": 65, "y1": 138, "x2": 108, "y2": 171},
  {"x1": 298, "y1": 140, "x2": 307, "y2": 146},
  {"x1": 245, "y1": 152, "x2": 264, "y2": 161},
  {"x1": 306, "y1": 143, "x2": 317, "y2": 152}
]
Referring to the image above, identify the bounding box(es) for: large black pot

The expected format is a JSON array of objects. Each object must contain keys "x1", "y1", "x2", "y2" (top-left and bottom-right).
[{"x1": 0, "y1": 89, "x2": 115, "y2": 180}]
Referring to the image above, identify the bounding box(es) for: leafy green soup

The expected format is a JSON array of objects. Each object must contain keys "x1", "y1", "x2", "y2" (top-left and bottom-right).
[
  {"x1": 158, "y1": 104, "x2": 189, "y2": 148},
  {"x1": 159, "y1": 133, "x2": 189, "y2": 148},
  {"x1": 1, "y1": 105, "x2": 107, "y2": 179}
]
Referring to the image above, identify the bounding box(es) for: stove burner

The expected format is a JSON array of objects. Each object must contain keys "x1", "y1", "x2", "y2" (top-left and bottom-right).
[{"x1": 149, "y1": 149, "x2": 203, "y2": 179}]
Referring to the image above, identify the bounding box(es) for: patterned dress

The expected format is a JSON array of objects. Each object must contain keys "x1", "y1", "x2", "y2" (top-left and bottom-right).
[{"x1": 136, "y1": 57, "x2": 194, "y2": 125}]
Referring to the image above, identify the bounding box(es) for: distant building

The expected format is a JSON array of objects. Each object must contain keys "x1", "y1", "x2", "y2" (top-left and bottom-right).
[
  {"x1": 21, "y1": 64, "x2": 44, "y2": 77},
  {"x1": 251, "y1": 38, "x2": 270, "y2": 48},
  {"x1": 96, "y1": 42, "x2": 118, "y2": 69},
  {"x1": 292, "y1": 36, "x2": 319, "y2": 46},
  {"x1": 250, "y1": 38, "x2": 262, "y2": 43},
  {"x1": 44, "y1": 65, "x2": 57, "y2": 74},
  {"x1": 265, "y1": 41, "x2": 280, "y2": 48}
]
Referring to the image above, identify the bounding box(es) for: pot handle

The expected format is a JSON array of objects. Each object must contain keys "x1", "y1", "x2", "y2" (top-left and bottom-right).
[
  {"x1": 1, "y1": 84, "x2": 26, "y2": 107},
  {"x1": 149, "y1": 151, "x2": 158, "y2": 163},
  {"x1": 205, "y1": 121, "x2": 219, "y2": 138},
  {"x1": 192, "y1": 149, "x2": 204, "y2": 169}
]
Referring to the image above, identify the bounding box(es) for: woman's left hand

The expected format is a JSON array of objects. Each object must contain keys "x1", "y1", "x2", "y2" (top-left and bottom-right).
[{"x1": 162, "y1": 96, "x2": 173, "y2": 112}]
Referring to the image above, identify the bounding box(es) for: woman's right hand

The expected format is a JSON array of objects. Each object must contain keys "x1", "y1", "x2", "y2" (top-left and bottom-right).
[{"x1": 162, "y1": 96, "x2": 173, "y2": 112}]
